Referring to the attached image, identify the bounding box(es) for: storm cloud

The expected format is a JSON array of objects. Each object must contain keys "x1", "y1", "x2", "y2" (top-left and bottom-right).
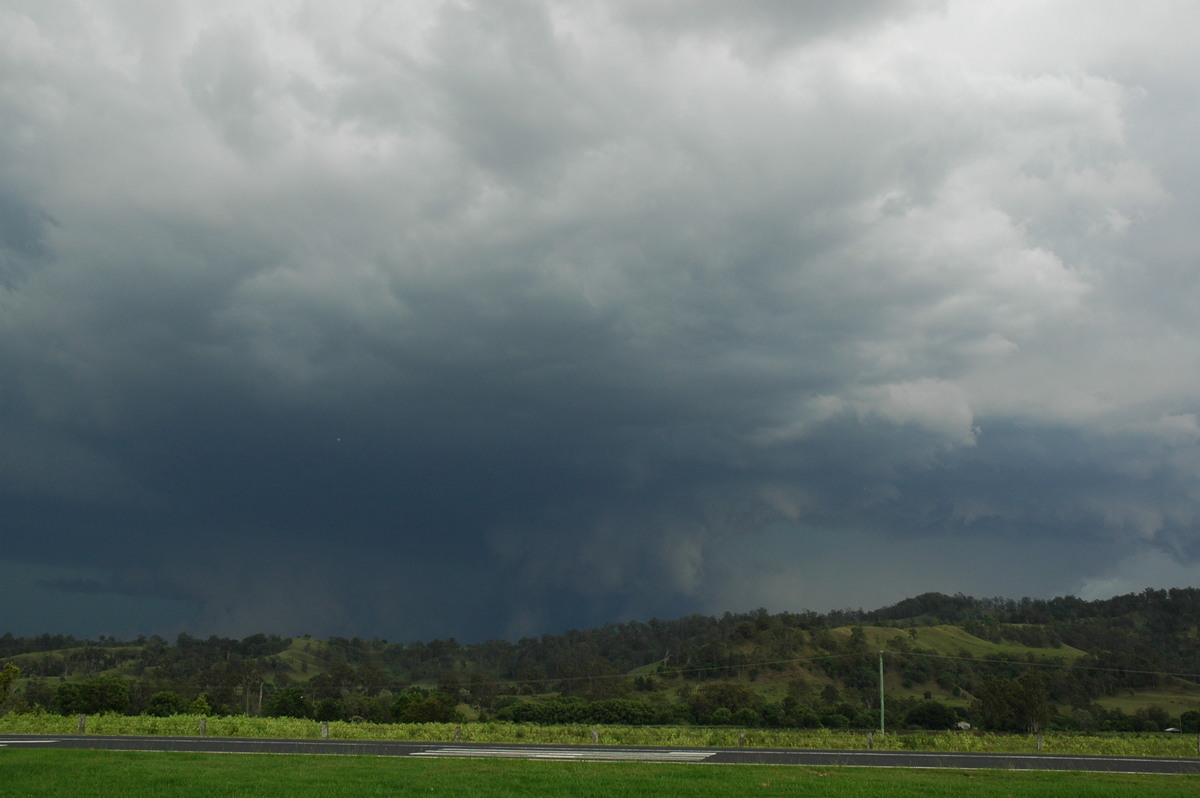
[{"x1": 2, "y1": 0, "x2": 1199, "y2": 641}]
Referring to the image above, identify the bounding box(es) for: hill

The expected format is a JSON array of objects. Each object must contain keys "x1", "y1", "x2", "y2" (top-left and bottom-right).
[{"x1": 3, "y1": 587, "x2": 1199, "y2": 732}]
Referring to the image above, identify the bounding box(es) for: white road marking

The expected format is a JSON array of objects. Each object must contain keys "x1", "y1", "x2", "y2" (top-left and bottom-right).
[
  {"x1": 0, "y1": 739, "x2": 58, "y2": 745},
  {"x1": 412, "y1": 746, "x2": 714, "y2": 762}
]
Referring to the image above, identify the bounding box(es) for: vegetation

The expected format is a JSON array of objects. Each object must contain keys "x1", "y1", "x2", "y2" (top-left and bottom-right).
[
  {"x1": 3, "y1": 587, "x2": 1200, "y2": 739},
  {"x1": 2, "y1": 749, "x2": 1198, "y2": 798},
  {"x1": 2, "y1": 713, "x2": 1198, "y2": 758}
]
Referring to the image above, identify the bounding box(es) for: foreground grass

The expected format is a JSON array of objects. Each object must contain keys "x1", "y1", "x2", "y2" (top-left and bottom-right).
[
  {"x1": 1, "y1": 749, "x2": 1198, "y2": 798},
  {"x1": 2, "y1": 713, "x2": 1197, "y2": 758}
]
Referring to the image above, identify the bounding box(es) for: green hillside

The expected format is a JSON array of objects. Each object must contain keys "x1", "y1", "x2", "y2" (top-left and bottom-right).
[
  {"x1": 864, "y1": 624, "x2": 1087, "y2": 660},
  {"x1": 3, "y1": 587, "x2": 1200, "y2": 733}
]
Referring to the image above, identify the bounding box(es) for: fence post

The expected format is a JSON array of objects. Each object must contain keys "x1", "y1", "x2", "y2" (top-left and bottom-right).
[
  {"x1": 738, "y1": 731, "x2": 746, "y2": 748},
  {"x1": 591, "y1": 728, "x2": 599, "y2": 744},
  {"x1": 454, "y1": 726, "x2": 462, "y2": 742},
  {"x1": 1037, "y1": 732, "x2": 1044, "y2": 752},
  {"x1": 867, "y1": 731, "x2": 874, "y2": 750},
  {"x1": 321, "y1": 722, "x2": 329, "y2": 739},
  {"x1": 199, "y1": 717, "x2": 207, "y2": 736},
  {"x1": 77, "y1": 714, "x2": 86, "y2": 734}
]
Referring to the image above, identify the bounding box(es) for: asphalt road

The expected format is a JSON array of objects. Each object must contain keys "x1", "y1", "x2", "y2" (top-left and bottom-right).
[{"x1": 4, "y1": 734, "x2": 1200, "y2": 774}]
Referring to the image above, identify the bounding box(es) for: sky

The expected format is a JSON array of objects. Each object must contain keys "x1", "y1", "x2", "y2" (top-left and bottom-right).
[{"x1": 2, "y1": 1, "x2": 1199, "y2": 643}]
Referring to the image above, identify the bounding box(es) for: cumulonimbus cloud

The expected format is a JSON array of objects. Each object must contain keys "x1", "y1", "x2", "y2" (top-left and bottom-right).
[{"x1": 1, "y1": 0, "x2": 1199, "y2": 640}]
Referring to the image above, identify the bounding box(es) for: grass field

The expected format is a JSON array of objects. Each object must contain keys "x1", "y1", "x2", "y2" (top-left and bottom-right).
[
  {"x1": 1101, "y1": 689, "x2": 1200, "y2": 715},
  {"x1": 1, "y1": 749, "x2": 1198, "y2": 798},
  {"x1": 844, "y1": 624, "x2": 1088, "y2": 662}
]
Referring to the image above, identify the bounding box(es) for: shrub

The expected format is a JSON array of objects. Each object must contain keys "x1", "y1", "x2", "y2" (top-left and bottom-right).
[{"x1": 146, "y1": 691, "x2": 188, "y2": 718}]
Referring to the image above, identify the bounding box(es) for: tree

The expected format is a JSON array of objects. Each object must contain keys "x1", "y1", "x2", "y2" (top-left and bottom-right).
[
  {"x1": 54, "y1": 675, "x2": 130, "y2": 715},
  {"x1": 689, "y1": 682, "x2": 762, "y2": 724},
  {"x1": 394, "y1": 691, "x2": 460, "y2": 723},
  {"x1": 0, "y1": 661, "x2": 19, "y2": 714},
  {"x1": 1011, "y1": 671, "x2": 1051, "y2": 733},
  {"x1": 973, "y1": 671, "x2": 1049, "y2": 732},
  {"x1": 436, "y1": 670, "x2": 462, "y2": 698},
  {"x1": 146, "y1": 691, "x2": 188, "y2": 717},
  {"x1": 264, "y1": 687, "x2": 312, "y2": 719},
  {"x1": 189, "y1": 693, "x2": 212, "y2": 715},
  {"x1": 515, "y1": 665, "x2": 548, "y2": 695},
  {"x1": 905, "y1": 700, "x2": 957, "y2": 730},
  {"x1": 468, "y1": 672, "x2": 499, "y2": 714},
  {"x1": 357, "y1": 661, "x2": 390, "y2": 695},
  {"x1": 233, "y1": 660, "x2": 267, "y2": 716},
  {"x1": 24, "y1": 677, "x2": 55, "y2": 710}
]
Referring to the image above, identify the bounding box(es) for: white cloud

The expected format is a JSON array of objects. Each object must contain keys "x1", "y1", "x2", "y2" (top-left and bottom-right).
[
  {"x1": 856, "y1": 379, "x2": 978, "y2": 446},
  {"x1": 1076, "y1": 549, "x2": 1200, "y2": 602}
]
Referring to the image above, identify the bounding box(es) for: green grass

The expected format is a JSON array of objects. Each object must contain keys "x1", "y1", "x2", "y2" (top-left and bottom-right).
[
  {"x1": 870, "y1": 625, "x2": 1087, "y2": 661},
  {"x1": 1, "y1": 749, "x2": 1198, "y2": 797},
  {"x1": 1102, "y1": 689, "x2": 1200, "y2": 715},
  {"x1": 3, "y1": 713, "x2": 1197, "y2": 758}
]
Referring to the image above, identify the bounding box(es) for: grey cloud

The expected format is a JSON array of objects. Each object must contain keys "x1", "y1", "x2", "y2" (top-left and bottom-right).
[
  {"x1": 0, "y1": 189, "x2": 54, "y2": 259},
  {"x1": 182, "y1": 20, "x2": 289, "y2": 158},
  {"x1": 36, "y1": 578, "x2": 107, "y2": 595},
  {"x1": 2, "y1": 1, "x2": 1199, "y2": 641},
  {"x1": 614, "y1": 0, "x2": 939, "y2": 57}
]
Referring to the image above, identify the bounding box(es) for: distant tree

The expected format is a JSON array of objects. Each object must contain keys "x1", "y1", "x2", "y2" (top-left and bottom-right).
[
  {"x1": 54, "y1": 675, "x2": 130, "y2": 715},
  {"x1": 819, "y1": 684, "x2": 841, "y2": 705},
  {"x1": 436, "y1": 670, "x2": 462, "y2": 697},
  {"x1": 233, "y1": 660, "x2": 267, "y2": 716},
  {"x1": 264, "y1": 687, "x2": 311, "y2": 719},
  {"x1": 689, "y1": 682, "x2": 761, "y2": 724},
  {"x1": 357, "y1": 661, "x2": 390, "y2": 695},
  {"x1": 468, "y1": 672, "x2": 499, "y2": 713},
  {"x1": 848, "y1": 627, "x2": 869, "y2": 652},
  {"x1": 23, "y1": 677, "x2": 55, "y2": 710},
  {"x1": 305, "y1": 671, "x2": 341, "y2": 701},
  {"x1": 973, "y1": 671, "x2": 1050, "y2": 732},
  {"x1": 189, "y1": 693, "x2": 212, "y2": 716},
  {"x1": 145, "y1": 691, "x2": 188, "y2": 717},
  {"x1": 711, "y1": 707, "x2": 734, "y2": 724},
  {"x1": 784, "y1": 701, "x2": 821, "y2": 728},
  {"x1": 818, "y1": 708, "x2": 851, "y2": 728},
  {"x1": 314, "y1": 697, "x2": 345, "y2": 722},
  {"x1": 515, "y1": 665, "x2": 548, "y2": 695},
  {"x1": 1011, "y1": 671, "x2": 1051, "y2": 733},
  {"x1": 734, "y1": 706, "x2": 763, "y2": 727},
  {"x1": 905, "y1": 700, "x2": 957, "y2": 730},
  {"x1": 395, "y1": 691, "x2": 460, "y2": 723},
  {"x1": 0, "y1": 662, "x2": 18, "y2": 714},
  {"x1": 581, "y1": 658, "x2": 629, "y2": 701},
  {"x1": 1137, "y1": 706, "x2": 1171, "y2": 732}
]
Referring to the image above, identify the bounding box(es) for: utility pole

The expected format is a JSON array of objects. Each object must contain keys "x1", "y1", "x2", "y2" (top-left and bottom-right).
[{"x1": 878, "y1": 651, "x2": 885, "y2": 735}]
